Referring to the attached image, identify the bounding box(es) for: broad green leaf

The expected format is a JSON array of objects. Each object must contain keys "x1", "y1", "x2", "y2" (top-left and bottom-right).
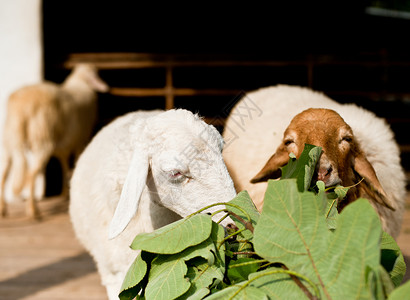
[
  {"x1": 206, "y1": 282, "x2": 269, "y2": 300},
  {"x1": 388, "y1": 280, "x2": 410, "y2": 300},
  {"x1": 247, "y1": 268, "x2": 316, "y2": 299},
  {"x1": 119, "y1": 253, "x2": 147, "y2": 299},
  {"x1": 253, "y1": 179, "x2": 330, "y2": 266},
  {"x1": 167, "y1": 222, "x2": 226, "y2": 266},
  {"x1": 176, "y1": 259, "x2": 219, "y2": 300},
  {"x1": 145, "y1": 255, "x2": 190, "y2": 300},
  {"x1": 178, "y1": 236, "x2": 216, "y2": 264},
  {"x1": 131, "y1": 214, "x2": 213, "y2": 254},
  {"x1": 157, "y1": 222, "x2": 225, "y2": 299},
  {"x1": 119, "y1": 251, "x2": 155, "y2": 300},
  {"x1": 315, "y1": 199, "x2": 382, "y2": 299},
  {"x1": 226, "y1": 190, "x2": 260, "y2": 241},
  {"x1": 380, "y1": 231, "x2": 406, "y2": 287},
  {"x1": 254, "y1": 179, "x2": 383, "y2": 299},
  {"x1": 227, "y1": 258, "x2": 261, "y2": 284},
  {"x1": 378, "y1": 265, "x2": 395, "y2": 298},
  {"x1": 178, "y1": 286, "x2": 210, "y2": 300},
  {"x1": 281, "y1": 144, "x2": 322, "y2": 191},
  {"x1": 182, "y1": 222, "x2": 226, "y2": 281}
]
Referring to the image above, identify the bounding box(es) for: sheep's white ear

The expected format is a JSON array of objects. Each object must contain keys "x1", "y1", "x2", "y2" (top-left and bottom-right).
[{"x1": 109, "y1": 146, "x2": 149, "y2": 239}]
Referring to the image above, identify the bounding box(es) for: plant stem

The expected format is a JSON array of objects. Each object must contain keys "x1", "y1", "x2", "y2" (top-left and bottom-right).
[
  {"x1": 325, "y1": 199, "x2": 337, "y2": 219},
  {"x1": 218, "y1": 228, "x2": 247, "y2": 250},
  {"x1": 280, "y1": 264, "x2": 318, "y2": 300},
  {"x1": 187, "y1": 202, "x2": 253, "y2": 227},
  {"x1": 228, "y1": 259, "x2": 267, "y2": 269},
  {"x1": 228, "y1": 268, "x2": 320, "y2": 300},
  {"x1": 232, "y1": 251, "x2": 258, "y2": 256},
  {"x1": 228, "y1": 211, "x2": 254, "y2": 233}
]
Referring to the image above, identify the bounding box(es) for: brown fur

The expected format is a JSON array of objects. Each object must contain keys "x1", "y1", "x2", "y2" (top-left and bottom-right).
[
  {"x1": 0, "y1": 64, "x2": 108, "y2": 219},
  {"x1": 251, "y1": 108, "x2": 395, "y2": 212}
]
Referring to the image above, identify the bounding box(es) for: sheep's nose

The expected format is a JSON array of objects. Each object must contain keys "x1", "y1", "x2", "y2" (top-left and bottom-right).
[{"x1": 317, "y1": 166, "x2": 332, "y2": 183}]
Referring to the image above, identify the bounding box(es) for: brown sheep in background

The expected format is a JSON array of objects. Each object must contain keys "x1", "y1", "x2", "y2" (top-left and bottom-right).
[
  {"x1": 223, "y1": 85, "x2": 406, "y2": 238},
  {"x1": 251, "y1": 108, "x2": 395, "y2": 212},
  {"x1": 0, "y1": 64, "x2": 108, "y2": 219}
]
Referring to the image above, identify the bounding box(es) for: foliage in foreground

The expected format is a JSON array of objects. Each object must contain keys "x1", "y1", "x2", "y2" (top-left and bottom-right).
[{"x1": 119, "y1": 145, "x2": 408, "y2": 300}]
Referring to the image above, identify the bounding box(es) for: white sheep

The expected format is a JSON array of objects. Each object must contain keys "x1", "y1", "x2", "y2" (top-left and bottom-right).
[
  {"x1": 223, "y1": 84, "x2": 406, "y2": 238},
  {"x1": 0, "y1": 63, "x2": 108, "y2": 219},
  {"x1": 69, "y1": 109, "x2": 237, "y2": 300}
]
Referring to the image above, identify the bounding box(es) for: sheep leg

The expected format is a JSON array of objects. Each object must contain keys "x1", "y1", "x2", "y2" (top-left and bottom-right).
[
  {"x1": 10, "y1": 149, "x2": 27, "y2": 197},
  {"x1": 26, "y1": 151, "x2": 50, "y2": 219},
  {"x1": 57, "y1": 154, "x2": 70, "y2": 201},
  {"x1": 0, "y1": 152, "x2": 12, "y2": 217}
]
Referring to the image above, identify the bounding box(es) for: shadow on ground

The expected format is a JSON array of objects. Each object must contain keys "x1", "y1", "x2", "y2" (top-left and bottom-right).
[{"x1": 0, "y1": 252, "x2": 97, "y2": 299}]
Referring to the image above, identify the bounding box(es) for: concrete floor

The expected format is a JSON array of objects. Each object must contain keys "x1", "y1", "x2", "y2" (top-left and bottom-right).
[{"x1": 0, "y1": 197, "x2": 107, "y2": 300}]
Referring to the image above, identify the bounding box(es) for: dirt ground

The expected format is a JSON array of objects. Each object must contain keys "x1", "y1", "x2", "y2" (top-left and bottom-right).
[{"x1": 0, "y1": 188, "x2": 409, "y2": 300}]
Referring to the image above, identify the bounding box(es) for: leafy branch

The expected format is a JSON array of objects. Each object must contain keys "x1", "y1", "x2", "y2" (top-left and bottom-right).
[{"x1": 119, "y1": 145, "x2": 409, "y2": 300}]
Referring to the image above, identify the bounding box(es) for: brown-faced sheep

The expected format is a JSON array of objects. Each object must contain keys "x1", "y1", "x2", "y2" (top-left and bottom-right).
[{"x1": 223, "y1": 85, "x2": 406, "y2": 238}]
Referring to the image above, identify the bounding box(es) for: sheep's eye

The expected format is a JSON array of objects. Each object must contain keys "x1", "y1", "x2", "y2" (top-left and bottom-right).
[
  {"x1": 341, "y1": 136, "x2": 353, "y2": 143},
  {"x1": 170, "y1": 171, "x2": 182, "y2": 177},
  {"x1": 168, "y1": 170, "x2": 187, "y2": 183},
  {"x1": 284, "y1": 139, "x2": 294, "y2": 146}
]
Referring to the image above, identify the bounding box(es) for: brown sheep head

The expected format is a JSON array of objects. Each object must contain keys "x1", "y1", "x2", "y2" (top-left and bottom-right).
[{"x1": 250, "y1": 108, "x2": 395, "y2": 211}]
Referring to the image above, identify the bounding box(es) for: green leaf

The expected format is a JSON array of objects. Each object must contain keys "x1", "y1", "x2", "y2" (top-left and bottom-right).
[
  {"x1": 176, "y1": 259, "x2": 217, "y2": 300},
  {"x1": 378, "y1": 264, "x2": 395, "y2": 298},
  {"x1": 324, "y1": 192, "x2": 339, "y2": 230},
  {"x1": 281, "y1": 144, "x2": 322, "y2": 192},
  {"x1": 206, "y1": 282, "x2": 269, "y2": 300},
  {"x1": 145, "y1": 255, "x2": 191, "y2": 300},
  {"x1": 210, "y1": 221, "x2": 227, "y2": 274},
  {"x1": 131, "y1": 214, "x2": 213, "y2": 254},
  {"x1": 227, "y1": 258, "x2": 261, "y2": 284},
  {"x1": 316, "y1": 180, "x2": 325, "y2": 193},
  {"x1": 119, "y1": 255, "x2": 146, "y2": 299},
  {"x1": 119, "y1": 251, "x2": 155, "y2": 300},
  {"x1": 253, "y1": 179, "x2": 330, "y2": 266},
  {"x1": 253, "y1": 179, "x2": 383, "y2": 299},
  {"x1": 334, "y1": 185, "x2": 349, "y2": 199},
  {"x1": 388, "y1": 280, "x2": 410, "y2": 300},
  {"x1": 173, "y1": 222, "x2": 226, "y2": 299},
  {"x1": 312, "y1": 198, "x2": 382, "y2": 298},
  {"x1": 226, "y1": 190, "x2": 259, "y2": 241},
  {"x1": 178, "y1": 236, "x2": 216, "y2": 265},
  {"x1": 247, "y1": 268, "x2": 316, "y2": 299},
  {"x1": 380, "y1": 231, "x2": 406, "y2": 287}
]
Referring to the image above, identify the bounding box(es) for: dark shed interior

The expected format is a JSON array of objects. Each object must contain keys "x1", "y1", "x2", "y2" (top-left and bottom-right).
[{"x1": 41, "y1": 2, "x2": 410, "y2": 195}]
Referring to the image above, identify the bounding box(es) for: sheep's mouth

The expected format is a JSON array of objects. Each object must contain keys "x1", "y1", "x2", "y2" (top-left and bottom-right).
[{"x1": 312, "y1": 168, "x2": 341, "y2": 188}]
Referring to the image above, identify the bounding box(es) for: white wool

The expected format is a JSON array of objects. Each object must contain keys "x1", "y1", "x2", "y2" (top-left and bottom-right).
[
  {"x1": 69, "y1": 109, "x2": 236, "y2": 300},
  {"x1": 223, "y1": 84, "x2": 406, "y2": 238}
]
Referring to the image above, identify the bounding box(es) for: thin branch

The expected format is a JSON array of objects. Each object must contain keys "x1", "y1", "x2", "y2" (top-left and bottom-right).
[
  {"x1": 227, "y1": 211, "x2": 254, "y2": 233},
  {"x1": 228, "y1": 268, "x2": 320, "y2": 300},
  {"x1": 232, "y1": 251, "x2": 258, "y2": 256},
  {"x1": 280, "y1": 264, "x2": 318, "y2": 300}
]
